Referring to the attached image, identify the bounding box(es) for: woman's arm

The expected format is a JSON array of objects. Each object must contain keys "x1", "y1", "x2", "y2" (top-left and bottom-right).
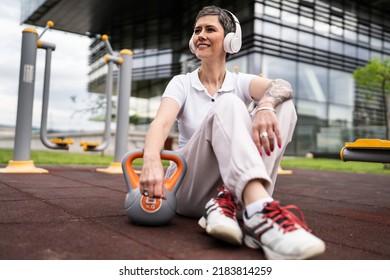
[
  {"x1": 139, "y1": 97, "x2": 181, "y2": 198},
  {"x1": 249, "y1": 76, "x2": 293, "y2": 106},
  {"x1": 248, "y1": 76, "x2": 294, "y2": 155}
]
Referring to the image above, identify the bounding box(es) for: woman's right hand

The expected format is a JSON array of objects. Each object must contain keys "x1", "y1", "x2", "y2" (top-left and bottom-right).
[
  {"x1": 139, "y1": 156, "x2": 166, "y2": 199},
  {"x1": 139, "y1": 98, "x2": 181, "y2": 199}
]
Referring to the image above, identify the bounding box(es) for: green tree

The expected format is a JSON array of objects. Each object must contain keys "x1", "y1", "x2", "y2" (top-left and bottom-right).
[{"x1": 353, "y1": 57, "x2": 390, "y2": 139}]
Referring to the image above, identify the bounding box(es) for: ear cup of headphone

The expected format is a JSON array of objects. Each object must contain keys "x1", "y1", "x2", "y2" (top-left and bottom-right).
[
  {"x1": 224, "y1": 32, "x2": 241, "y2": 53},
  {"x1": 224, "y1": 12, "x2": 242, "y2": 54},
  {"x1": 189, "y1": 35, "x2": 196, "y2": 54},
  {"x1": 224, "y1": 32, "x2": 235, "y2": 53}
]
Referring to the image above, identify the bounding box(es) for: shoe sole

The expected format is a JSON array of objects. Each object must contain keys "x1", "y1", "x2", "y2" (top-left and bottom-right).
[
  {"x1": 244, "y1": 235, "x2": 326, "y2": 260},
  {"x1": 199, "y1": 217, "x2": 242, "y2": 246}
]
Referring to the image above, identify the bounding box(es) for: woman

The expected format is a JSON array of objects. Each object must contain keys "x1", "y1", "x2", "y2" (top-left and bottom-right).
[{"x1": 139, "y1": 5, "x2": 325, "y2": 260}]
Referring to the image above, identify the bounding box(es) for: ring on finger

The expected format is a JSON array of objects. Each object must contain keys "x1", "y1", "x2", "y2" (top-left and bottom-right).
[
  {"x1": 143, "y1": 190, "x2": 149, "y2": 197},
  {"x1": 260, "y1": 131, "x2": 268, "y2": 138}
]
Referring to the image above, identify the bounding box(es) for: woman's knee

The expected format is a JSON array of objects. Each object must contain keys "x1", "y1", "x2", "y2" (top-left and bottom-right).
[{"x1": 275, "y1": 100, "x2": 297, "y2": 123}]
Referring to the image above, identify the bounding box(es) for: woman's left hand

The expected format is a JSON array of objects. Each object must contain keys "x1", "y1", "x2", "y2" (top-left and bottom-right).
[{"x1": 251, "y1": 110, "x2": 282, "y2": 155}]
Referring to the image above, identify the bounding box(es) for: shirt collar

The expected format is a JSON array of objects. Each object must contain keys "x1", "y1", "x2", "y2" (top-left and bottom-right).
[{"x1": 190, "y1": 68, "x2": 234, "y2": 93}]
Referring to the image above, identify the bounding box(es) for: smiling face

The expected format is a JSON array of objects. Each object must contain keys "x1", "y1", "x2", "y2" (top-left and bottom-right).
[{"x1": 192, "y1": 15, "x2": 226, "y2": 61}]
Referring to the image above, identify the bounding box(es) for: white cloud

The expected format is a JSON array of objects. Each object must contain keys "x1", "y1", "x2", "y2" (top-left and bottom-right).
[{"x1": 0, "y1": 0, "x2": 102, "y2": 132}]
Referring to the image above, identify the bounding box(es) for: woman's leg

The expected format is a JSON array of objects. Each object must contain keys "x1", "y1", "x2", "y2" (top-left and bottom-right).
[{"x1": 174, "y1": 94, "x2": 296, "y2": 217}]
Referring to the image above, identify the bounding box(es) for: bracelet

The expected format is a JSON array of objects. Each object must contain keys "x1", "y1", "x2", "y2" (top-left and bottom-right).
[{"x1": 253, "y1": 106, "x2": 276, "y2": 114}]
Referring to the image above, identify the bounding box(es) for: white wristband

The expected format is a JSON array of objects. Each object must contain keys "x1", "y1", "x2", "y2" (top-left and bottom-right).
[{"x1": 253, "y1": 106, "x2": 276, "y2": 114}]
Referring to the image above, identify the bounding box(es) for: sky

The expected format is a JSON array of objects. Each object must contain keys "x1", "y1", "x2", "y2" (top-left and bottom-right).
[{"x1": 0, "y1": 0, "x2": 104, "y2": 132}]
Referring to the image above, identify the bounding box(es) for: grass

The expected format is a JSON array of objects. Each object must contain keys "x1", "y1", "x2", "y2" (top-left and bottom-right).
[
  {"x1": 0, "y1": 148, "x2": 115, "y2": 166},
  {"x1": 0, "y1": 148, "x2": 154, "y2": 167},
  {"x1": 1, "y1": 148, "x2": 389, "y2": 174}
]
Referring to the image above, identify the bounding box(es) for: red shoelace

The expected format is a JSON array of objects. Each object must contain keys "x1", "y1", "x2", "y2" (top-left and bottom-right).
[
  {"x1": 214, "y1": 189, "x2": 238, "y2": 220},
  {"x1": 263, "y1": 201, "x2": 312, "y2": 233}
]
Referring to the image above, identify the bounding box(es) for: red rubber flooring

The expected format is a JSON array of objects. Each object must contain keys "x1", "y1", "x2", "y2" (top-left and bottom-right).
[{"x1": 0, "y1": 166, "x2": 389, "y2": 260}]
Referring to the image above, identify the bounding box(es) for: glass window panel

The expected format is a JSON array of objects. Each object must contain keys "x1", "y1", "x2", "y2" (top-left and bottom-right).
[
  {"x1": 344, "y1": 29, "x2": 357, "y2": 41},
  {"x1": 262, "y1": 55, "x2": 297, "y2": 91},
  {"x1": 314, "y1": 35, "x2": 328, "y2": 50},
  {"x1": 295, "y1": 119, "x2": 321, "y2": 155},
  {"x1": 370, "y1": 51, "x2": 382, "y2": 60},
  {"x1": 297, "y1": 100, "x2": 327, "y2": 119},
  {"x1": 297, "y1": 63, "x2": 328, "y2": 102},
  {"x1": 226, "y1": 56, "x2": 248, "y2": 74},
  {"x1": 357, "y1": 47, "x2": 369, "y2": 60},
  {"x1": 263, "y1": 22, "x2": 280, "y2": 38},
  {"x1": 345, "y1": 14, "x2": 357, "y2": 24},
  {"x1": 265, "y1": 5, "x2": 280, "y2": 18},
  {"x1": 133, "y1": 57, "x2": 143, "y2": 68},
  {"x1": 329, "y1": 69, "x2": 354, "y2": 106},
  {"x1": 384, "y1": 39, "x2": 390, "y2": 50},
  {"x1": 281, "y1": 26, "x2": 297, "y2": 43},
  {"x1": 314, "y1": 20, "x2": 329, "y2": 35},
  {"x1": 370, "y1": 37, "x2": 382, "y2": 49},
  {"x1": 281, "y1": 11, "x2": 298, "y2": 25},
  {"x1": 316, "y1": 125, "x2": 348, "y2": 153},
  {"x1": 358, "y1": 33, "x2": 369, "y2": 43},
  {"x1": 344, "y1": 43, "x2": 356, "y2": 57},
  {"x1": 254, "y1": 19, "x2": 263, "y2": 34},
  {"x1": 330, "y1": 40, "x2": 342, "y2": 53},
  {"x1": 255, "y1": 2, "x2": 264, "y2": 14},
  {"x1": 300, "y1": 16, "x2": 314, "y2": 28},
  {"x1": 328, "y1": 104, "x2": 353, "y2": 125},
  {"x1": 330, "y1": 25, "x2": 343, "y2": 36},
  {"x1": 145, "y1": 55, "x2": 157, "y2": 67},
  {"x1": 158, "y1": 52, "x2": 172, "y2": 65},
  {"x1": 318, "y1": 105, "x2": 354, "y2": 151},
  {"x1": 299, "y1": 31, "x2": 313, "y2": 47}
]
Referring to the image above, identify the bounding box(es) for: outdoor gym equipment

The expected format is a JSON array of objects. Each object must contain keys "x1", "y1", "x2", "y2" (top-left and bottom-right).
[
  {"x1": 122, "y1": 149, "x2": 187, "y2": 226},
  {"x1": 340, "y1": 138, "x2": 390, "y2": 163},
  {"x1": 0, "y1": 22, "x2": 54, "y2": 173},
  {"x1": 38, "y1": 22, "x2": 74, "y2": 151},
  {"x1": 79, "y1": 34, "x2": 119, "y2": 153},
  {"x1": 0, "y1": 21, "x2": 133, "y2": 174},
  {"x1": 96, "y1": 35, "x2": 133, "y2": 174}
]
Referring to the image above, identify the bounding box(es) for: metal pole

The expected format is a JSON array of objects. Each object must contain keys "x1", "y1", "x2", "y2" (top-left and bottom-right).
[
  {"x1": 13, "y1": 28, "x2": 38, "y2": 161},
  {"x1": 39, "y1": 41, "x2": 65, "y2": 150},
  {"x1": 102, "y1": 60, "x2": 114, "y2": 149},
  {"x1": 114, "y1": 49, "x2": 133, "y2": 162},
  {"x1": 341, "y1": 148, "x2": 390, "y2": 163},
  {"x1": 93, "y1": 60, "x2": 113, "y2": 151},
  {"x1": 1, "y1": 27, "x2": 48, "y2": 173},
  {"x1": 83, "y1": 59, "x2": 113, "y2": 152}
]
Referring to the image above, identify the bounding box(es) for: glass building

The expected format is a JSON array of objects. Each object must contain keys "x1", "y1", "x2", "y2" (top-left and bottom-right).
[{"x1": 22, "y1": 0, "x2": 390, "y2": 156}]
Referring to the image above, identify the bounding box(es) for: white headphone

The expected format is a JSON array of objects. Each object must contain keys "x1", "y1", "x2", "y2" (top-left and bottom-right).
[{"x1": 189, "y1": 10, "x2": 242, "y2": 54}]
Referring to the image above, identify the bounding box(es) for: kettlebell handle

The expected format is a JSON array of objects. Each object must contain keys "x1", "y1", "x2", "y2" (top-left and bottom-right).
[{"x1": 123, "y1": 149, "x2": 186, "y2": 192}]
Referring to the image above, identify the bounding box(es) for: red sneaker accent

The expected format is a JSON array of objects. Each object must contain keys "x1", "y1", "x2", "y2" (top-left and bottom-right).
[
  {"x1": 263, "y1": 201, "x2": 311, "y2": 233},
  {"x1": 213, "y1": 188, "x2": 238, "y2": 220}
]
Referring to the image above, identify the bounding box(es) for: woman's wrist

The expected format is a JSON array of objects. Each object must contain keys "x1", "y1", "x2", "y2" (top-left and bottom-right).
[{"x1": 253, "y1": 106, "x2": 276, "y2": 115}]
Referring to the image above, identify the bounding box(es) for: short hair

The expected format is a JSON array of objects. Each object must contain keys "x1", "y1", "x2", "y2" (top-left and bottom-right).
[{"x1": 195, "y1": 5, "x2": 236, "y2": 36}]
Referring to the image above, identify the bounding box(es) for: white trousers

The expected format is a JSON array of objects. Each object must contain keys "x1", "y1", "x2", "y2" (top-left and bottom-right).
[{"x1": 169, "y1": 94, "x2": 297, "y2": 218}]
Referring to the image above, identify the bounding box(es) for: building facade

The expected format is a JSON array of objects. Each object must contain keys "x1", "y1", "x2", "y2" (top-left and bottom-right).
[{"x1": 22, "y1": 0, "x2": 390, "y2": 156}]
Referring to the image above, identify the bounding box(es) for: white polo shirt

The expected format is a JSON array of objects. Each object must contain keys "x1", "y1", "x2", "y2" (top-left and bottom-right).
[{"x1": 162, "y1": 68, "x2": 256, "y2": 148}]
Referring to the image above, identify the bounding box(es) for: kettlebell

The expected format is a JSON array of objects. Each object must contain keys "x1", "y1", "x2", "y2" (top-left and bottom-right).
[{"x1": 122, "y1": 149, "x2": 187, "y2": 226}]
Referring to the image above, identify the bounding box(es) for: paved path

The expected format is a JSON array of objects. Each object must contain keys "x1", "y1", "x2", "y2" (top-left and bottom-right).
[{"x1": 0, "y1": 166, "x2": 389, "y2": 260}]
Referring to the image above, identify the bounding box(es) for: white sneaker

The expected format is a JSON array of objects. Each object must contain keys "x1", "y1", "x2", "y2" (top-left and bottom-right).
[
  {"x1": 198, "y1": 188, "x2": 243, "y2": 245},
  {"x1": 243, "y1": 201, "x2": 326, "y2": 260}
]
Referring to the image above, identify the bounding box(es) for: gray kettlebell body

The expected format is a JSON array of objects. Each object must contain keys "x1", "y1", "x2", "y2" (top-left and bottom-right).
[{"x1": 122, "y1": 149, "x2": 187, "y2": 226}]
